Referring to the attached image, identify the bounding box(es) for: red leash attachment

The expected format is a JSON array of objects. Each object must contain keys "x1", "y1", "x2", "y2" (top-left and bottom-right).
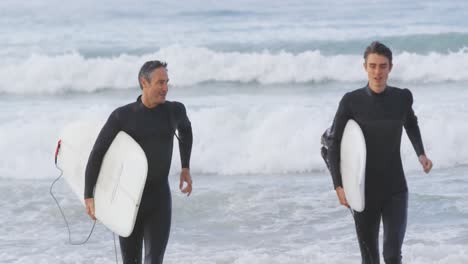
[{"x1": 55, "y1": 140, "x2": 62, "y2": 165}]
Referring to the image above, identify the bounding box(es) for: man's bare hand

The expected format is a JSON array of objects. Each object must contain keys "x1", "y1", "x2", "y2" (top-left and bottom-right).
[
  {"x1": 335, "y1": 186, "x2": 349, "y2": 208},
  {"x1": 85, "y1": 198, "x2": 96, "y2": 220},
  {"x1": 419, "y1": 155, "x2": 433, "y2": 173},
  {"x1": 179, "y1": 168, "x2": 192, "y2": 196}
]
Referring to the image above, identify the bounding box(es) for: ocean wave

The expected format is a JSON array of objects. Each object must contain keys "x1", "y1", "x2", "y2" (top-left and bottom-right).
[
  {"x1": 1, "y1": 95, "x2": 468, "y2": 179},
  {"x1": 1, "y1": 46, "x2": 468, "y2": 95}
]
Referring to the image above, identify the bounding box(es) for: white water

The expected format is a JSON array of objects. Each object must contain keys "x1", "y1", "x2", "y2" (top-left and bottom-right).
[
  {"x1": 1, "y1": 82, "x2": 468, "y2": 179},
  {"x1": 1, "y1": 48, "x2": 468, "y2": 94},
  {"x1": 2, "y1": 168, "x2": 467, "y2": 263}
]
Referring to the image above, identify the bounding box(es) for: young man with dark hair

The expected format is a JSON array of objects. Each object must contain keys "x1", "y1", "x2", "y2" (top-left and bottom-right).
[
  {"x1": 327, "y1": 41, "x2": 433, "y2": 264},
  {"x1": 84, "y1": 60, "x2": 193, "y2": 263}
]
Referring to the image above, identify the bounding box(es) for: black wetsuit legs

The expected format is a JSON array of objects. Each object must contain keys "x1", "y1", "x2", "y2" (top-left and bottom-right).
[
  {"x1": 120, "y1": 224, "x2": 143, "y2": 264},
  {"x1": 353, "y1": 206, "x2": 381, "y2": 263},
  {"x1": 353, "y1": 191, "x2": 408, "y2": 264},
  {"x1": 120, "y1": 184, "x2": 172, "y2": 264},
  {"x1": 382, "y1": 192, "x2": 408, "y2": 264}
]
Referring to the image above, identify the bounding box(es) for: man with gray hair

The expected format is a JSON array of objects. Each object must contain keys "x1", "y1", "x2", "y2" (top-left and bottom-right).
[{"x1": 84, "y1": 60, "x2": 193, "y2": 263}]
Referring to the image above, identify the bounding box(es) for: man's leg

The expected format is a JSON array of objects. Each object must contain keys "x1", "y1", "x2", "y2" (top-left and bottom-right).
[
  {"x1": 143, "y1": 188, "x2": 172, "y2": 264},
  {"x1": 382, "y1": 191, "x2": 408, "y2": 264},
  {"x1": 120, "y1": 214, "x2": 144, "y2": 264},
  {"x1": 353, "y1": 207, "x2": 382, "y2": 264}
]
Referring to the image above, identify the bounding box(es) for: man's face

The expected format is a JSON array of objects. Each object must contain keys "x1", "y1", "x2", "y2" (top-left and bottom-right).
[
  {"x1": 141, "y1": 67, "x2": 169, "y2": 105},
  {"x1": 364, "y1": 53, "x2": 392, "y2": 90}
]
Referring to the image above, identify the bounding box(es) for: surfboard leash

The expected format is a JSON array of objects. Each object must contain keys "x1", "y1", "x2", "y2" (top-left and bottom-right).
[
  {"x1": 113, "y1": 232, "x2": 119, "y2": 263},
  {"x1": 49, "y1": 166, "x2": 97, "y2": 245},
  {"x1": 51, "y1": 139, "x2": 120, "y2": 263}
]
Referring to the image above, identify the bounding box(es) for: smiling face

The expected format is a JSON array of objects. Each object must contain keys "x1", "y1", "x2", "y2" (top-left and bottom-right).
[
  {"x1": 364, "y1": 53, "x2": 392, "y2": 93},
  {"x1": 140, "y1": 67, "x2": 169, "y2": 108}
]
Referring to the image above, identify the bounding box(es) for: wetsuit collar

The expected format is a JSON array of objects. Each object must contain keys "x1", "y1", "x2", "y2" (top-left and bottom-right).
[
  {"x1": 136, "y1": 95, "x2": 166, "y2": 109},
  {"x1": 136, "y1": 95, "x2": 148, "y2": 109},
  {"x1": 366, "y1": 83, "x2": 390, "y2": 97}
]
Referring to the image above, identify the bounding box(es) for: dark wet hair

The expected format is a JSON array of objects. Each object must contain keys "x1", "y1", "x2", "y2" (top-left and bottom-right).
[
  {"x1": 363, "y1": 41, "x2": 392, "y2": 65},
  {"x1": 138, "y1": 60, "x2": 167, "y2": 89}
]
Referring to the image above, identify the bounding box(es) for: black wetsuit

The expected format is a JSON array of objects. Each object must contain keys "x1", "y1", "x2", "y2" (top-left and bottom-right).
[
  {"x1": 85, "y1": 96, "x2": 192, "y2": 264},
  {"x1": 328, "y1": 85, "x2": 425, "y2": 264}
]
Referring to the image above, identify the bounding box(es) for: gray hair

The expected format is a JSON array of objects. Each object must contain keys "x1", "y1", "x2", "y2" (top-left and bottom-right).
[{"x1": 138, "y1": 60, "x2": 168, "y2": 89}]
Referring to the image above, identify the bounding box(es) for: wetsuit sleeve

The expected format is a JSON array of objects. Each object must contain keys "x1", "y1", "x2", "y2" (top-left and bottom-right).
[
  {"x1": 403, "y1": 89, "x2": 425, "y2": 157},
  {"x1": 328, "y1": 93, "x2": 351, "y2": 189},
  {"x1": 84, "y1": 111, "x2": 121, "y2": 199},
  {"x1": 175, "y1": 103, "x2": 193, "y2": 169}
]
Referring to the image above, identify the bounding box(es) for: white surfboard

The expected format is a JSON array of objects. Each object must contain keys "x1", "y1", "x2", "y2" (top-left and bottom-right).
[
  {"x1": 340, "y1": 119, "x2": 366, "y2": 212},
  {"x1": 55, "y1": 121, "x2": 148, "y2": 237}
]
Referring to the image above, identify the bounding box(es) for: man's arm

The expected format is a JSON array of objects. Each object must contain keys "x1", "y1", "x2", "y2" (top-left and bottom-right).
[
  {"x1": 84, "y1": 111, "x2": 121, "y2": 199},
  {"x1": 175, "y1": 102, "x2": 193, "y2": 169},
  {"x1": 84, "y1": 111, "x2": 121, "y2": 219},
  {"x1": 175, "y1": 102, "x2": 193, "y2": 196},
  {"x1": 328, "y1": 93, "x2": 351, "y2": 189},
  {"x1": 403, "y1": 89, "x2": 433, "y2": 173},
  {"x1": 403, "y1": 89, "x2": 425, "y2": 157},
  {"x1": 328, "y1": 94, "x2": 352, "y2": 208}
]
